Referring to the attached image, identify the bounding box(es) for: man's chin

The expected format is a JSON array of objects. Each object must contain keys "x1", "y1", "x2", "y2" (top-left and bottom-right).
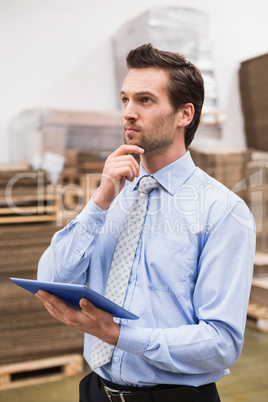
[{"x1": 124, "y1": 137, "x2": 140, "y2": 147}]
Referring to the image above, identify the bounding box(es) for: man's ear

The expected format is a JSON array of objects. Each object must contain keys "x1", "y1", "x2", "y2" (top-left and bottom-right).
[{"x1": 177, "y1": 103, "x2": 195, "y2": 128}]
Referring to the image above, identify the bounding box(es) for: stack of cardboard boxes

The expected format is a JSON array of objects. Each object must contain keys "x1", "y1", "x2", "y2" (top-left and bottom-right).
[
  {"x1": 239, "y1": 53, "x2": 268, "y2": 151},
  {"x1": 189, "y1": 145, "x2": 251, "y2": 200},
  {"x1": 245, "y1": 154, "x2": 268, "y2": 252},
  {"x1": 0, "y1": 163, "x2": 85, "y2": 366},
  {"x1": 0, "y1": 164, "x2": 57, "y2": 225},
  {"x1": 239, "y1": 53, "x2": 268, "y2": 329},
  {"x1": 245, "y1": 154, "x2": 268, "y2": 326},
  {"x1": 58, "y1": 149, "x2": 107, "y2": 223},
  {"x1": 0, "y1": 223, "x2": 84, "y2": 365}
]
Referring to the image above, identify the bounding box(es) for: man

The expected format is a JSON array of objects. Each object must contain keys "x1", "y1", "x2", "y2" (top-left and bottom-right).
[{"x1": 37, "y1": 44, "x2": 256, "y2": 401}]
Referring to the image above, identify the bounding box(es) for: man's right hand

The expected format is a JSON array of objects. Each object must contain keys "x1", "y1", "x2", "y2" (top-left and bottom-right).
[{"x1": 93, "y1": 145, "x2": 144, "y2": 210}]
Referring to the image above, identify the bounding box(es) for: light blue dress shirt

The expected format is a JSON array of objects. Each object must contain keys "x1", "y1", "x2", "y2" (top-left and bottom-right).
[{"x1": 38, "y1": 151, "x2": 256, "y2": 387}]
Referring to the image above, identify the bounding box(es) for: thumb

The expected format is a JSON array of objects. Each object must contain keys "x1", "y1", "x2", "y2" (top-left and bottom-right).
[{"x1": 80, "y1": 298, "x2": 92, "y2": 310}]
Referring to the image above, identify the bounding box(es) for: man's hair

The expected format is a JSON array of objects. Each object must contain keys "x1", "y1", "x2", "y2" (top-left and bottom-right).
[{"x1": 126, "y1": 43, "x2": 204, "y2": 148}]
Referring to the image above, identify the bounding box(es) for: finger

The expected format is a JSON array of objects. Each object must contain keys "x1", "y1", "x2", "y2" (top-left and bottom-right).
[
  {"x1": 79, "y1": 298, "x2": 103, "y2": 318},
  {"x1": 79, "y1": 299, "x2": 119, "y2": 344},
  {"x1": 105, "y1": 154, "x2": 140, "y2": 179},
  {"x1": 112, "y1": 161, "x2": 139, "y2": 181},
  {"x1": 35, "y1": 294, "x2": 65, "y2": 323},
  {"x1": 35, "y1": 291, "x2": 81, "y2": 326},
  {"x1": 35, "y1": 291, "x2": 68, "y2": 318},
  {"x1": 110, "y1": 155, "x2": 140, "y2": 175},
  {"x1": 35, "y1": 290, "x2": 66, "y2": 309},
  {"x1": 101, "y1": 155, "x2": 140, "y2": 184},
  {"x1": 79, "y1": 298, "x2": 111, "y2": 322},
  {"x1": 112, "y1": 145, "x2": 144, "y2": 157},
  {"x1": 101, "y1": 164, "x2": 138, "y2": 186},
  {"x1": 79, "y1": 298, "x2": 94, "y2": 311},
  {"x1": 113, "y1": 166, "x2": 137, "y2": 182}
]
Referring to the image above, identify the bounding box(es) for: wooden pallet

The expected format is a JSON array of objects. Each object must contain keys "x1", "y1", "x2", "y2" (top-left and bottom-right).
[
  {"x1": 247, "y1": 302, "x2": 268, "y2": 332},
  {"x1": 0, "y1": 354, "x2": 84, "y2": 390},
  {"x1": 58, "y1": 173, "x2": 102, "y2": 211},
  {"x1": 0, "y1": 191, "x2": 58, "y2": 224},
  {"x1": 0, "y1": 163, "x2": 30, "y2": 172}
]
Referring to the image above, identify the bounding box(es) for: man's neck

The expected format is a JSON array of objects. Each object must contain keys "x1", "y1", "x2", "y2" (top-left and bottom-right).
[{"x1": 140, "y1": 146, "x2": 186, "y2": 174}]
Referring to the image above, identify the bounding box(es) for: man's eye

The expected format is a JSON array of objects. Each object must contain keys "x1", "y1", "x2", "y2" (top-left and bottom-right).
[
  {"x1": 121, "y1": 97, "x2": 128, "y2": 104},
  {"x1": 141, "y1": 97, "x2": 151, "y2": 103}
]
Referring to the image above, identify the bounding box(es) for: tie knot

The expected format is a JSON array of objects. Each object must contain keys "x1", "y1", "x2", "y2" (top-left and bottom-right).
[{"x1": 138, "y1": 176, "x2": 159, "y2": 194}]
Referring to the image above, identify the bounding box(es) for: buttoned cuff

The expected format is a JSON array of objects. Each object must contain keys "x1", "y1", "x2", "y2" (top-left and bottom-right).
[{"x1": 117, "y1": 324, "x2": 153, "y2": 356}]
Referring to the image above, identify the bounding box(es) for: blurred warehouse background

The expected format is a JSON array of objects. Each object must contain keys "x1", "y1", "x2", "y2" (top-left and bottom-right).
[
  {"x1": 0, "y1": 1, "x2": 268, "y2": 401},
  {"x1": 0, "y1": 0, "x2": 267, "y2": 164}
]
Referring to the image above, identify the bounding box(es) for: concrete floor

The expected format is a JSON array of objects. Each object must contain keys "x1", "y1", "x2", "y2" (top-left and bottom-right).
[
  {"x1": 1, "y1": 327, "x2": 268, "y2": 402},
  {"x1": 217, "y1": 327, "x2": 268, "y2": 401}
]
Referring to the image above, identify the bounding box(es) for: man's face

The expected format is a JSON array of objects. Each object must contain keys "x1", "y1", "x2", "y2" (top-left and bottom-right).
[{"x1": 120, "y1": 68, "x2": 179, "y2": 154}]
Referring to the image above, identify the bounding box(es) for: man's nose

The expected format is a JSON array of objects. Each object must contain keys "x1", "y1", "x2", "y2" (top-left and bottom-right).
[{"x1": 122, "y1": 101, "x2": 138, "y2": 120}]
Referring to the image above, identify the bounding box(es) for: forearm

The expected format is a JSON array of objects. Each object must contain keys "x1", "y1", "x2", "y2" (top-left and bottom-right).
[
  {"x1": 117, "y1": 319, "x2": 240, "y2": 375},
  {"x1": 38, "y1": 198, "x2": 108, "y2": 283}
]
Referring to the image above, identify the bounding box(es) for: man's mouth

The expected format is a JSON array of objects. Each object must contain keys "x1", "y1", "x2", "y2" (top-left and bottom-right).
[{"x1": 124, "y1": 126, "x2": 140, "y2": 135}]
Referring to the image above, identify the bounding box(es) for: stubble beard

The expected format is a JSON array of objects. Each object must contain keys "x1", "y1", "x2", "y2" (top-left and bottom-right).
[{"x1": 124, "y1": 111, "x2": 177, "y2": 155}]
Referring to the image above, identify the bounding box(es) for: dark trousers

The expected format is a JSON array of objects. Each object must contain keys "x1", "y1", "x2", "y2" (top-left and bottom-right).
[{"x1": 79, "y1": 372, "x2": 221, "y2": 402}]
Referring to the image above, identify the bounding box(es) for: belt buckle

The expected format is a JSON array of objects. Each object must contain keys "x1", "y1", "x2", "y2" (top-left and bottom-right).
[{"x1": 103, "y1": 384, "x2": 131, "y2": 402}]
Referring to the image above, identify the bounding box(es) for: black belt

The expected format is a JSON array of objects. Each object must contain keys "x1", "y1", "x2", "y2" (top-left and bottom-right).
[{"x1": 97, "y1": 374, "x2": 200, "y2": 402}]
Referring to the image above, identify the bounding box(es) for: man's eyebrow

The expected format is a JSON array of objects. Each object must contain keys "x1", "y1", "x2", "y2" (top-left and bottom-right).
[{"x1": 120, "y1": 90, "x2": 158, "y2": 98}]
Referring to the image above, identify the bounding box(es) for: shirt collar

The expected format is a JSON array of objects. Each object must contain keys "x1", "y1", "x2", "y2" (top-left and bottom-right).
[{"x1": 135, "y1": 151, "x2": 196, "y2": 195}]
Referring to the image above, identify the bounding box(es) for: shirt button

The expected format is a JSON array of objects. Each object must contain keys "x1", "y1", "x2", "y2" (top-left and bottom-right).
[
  {"x1": 114, "y1": 357, "x2": 120, "y2": 363},
  {"x1": 95, "y1": 219, "x2": 102, "y2": 226},
  {"x1": 129, "y1": 276, "x2": 134, "y2": 283},
  {"x1": 76, "y1": 222, "x2": 86, "y2": 234}
]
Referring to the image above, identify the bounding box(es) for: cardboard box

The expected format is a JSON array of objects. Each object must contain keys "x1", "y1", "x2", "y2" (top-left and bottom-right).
[
  {"x1": 250, "y1": 276, "x2": 268, "y2": 308},
  {"x1": 190, "y1": 146, "x2": 251, "y2": 193},
  {"x1": 239, "y1": 53, "x2": 268, "y2": 150},
  {"x1": 254, "y1": 252, "x2": 268, "y2": 275}
]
